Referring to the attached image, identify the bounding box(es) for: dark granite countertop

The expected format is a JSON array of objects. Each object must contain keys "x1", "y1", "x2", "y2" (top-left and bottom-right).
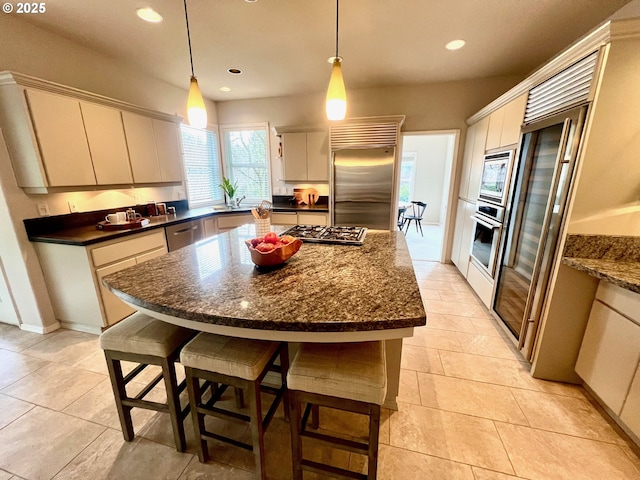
[
  {"x1": 562, "y1": 234, "x2": 640, "y2": 294},
  {"x1": 103, "y1": 227, "x2": 426, "y2": 333},
  {"x1": 26, "y1": 207, "x2": 253, "y2": 246}
]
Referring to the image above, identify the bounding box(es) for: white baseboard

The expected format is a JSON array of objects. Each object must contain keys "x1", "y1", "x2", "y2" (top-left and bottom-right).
[
  {"x1": 20, "y1": 321, "x2": 61, "y2": 334},
  {"x1": 59, "y1": 321, "x2": 102, "y2": 335}
]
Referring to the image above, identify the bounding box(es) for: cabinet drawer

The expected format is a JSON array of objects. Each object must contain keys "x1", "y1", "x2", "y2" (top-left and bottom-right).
[
  {"x1": 217, "y1": 214, "x2": 252, "y2": 230},
  {"x1": 91, "y1": 230, "x2": 166, "y2": 267},
  {"x1": 298, "y1": 212, "x2": 328, "y2": 226},
  {"x1": 596, "y1": 282, "x2": 640, "y2": 324},
  {"x1": 95, "y1": 257, "x2": 137, "y2": 326},
  {"x1": 272, "y1": 212, "x2": 297, "y2": 225}
]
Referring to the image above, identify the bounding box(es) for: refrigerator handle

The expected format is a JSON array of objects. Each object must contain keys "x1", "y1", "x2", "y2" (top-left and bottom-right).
[{"x1": 519, "y1": 108, "x2": 587, "y2": 355}]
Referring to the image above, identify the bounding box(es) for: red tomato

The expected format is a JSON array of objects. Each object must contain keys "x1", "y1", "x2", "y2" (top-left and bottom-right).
[{"x1": 264, "y1": 232, "x2": 279, "y2": 244}]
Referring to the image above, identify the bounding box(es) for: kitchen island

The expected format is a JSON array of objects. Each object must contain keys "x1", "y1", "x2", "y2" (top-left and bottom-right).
[{"x1": 103, "y1": 225, "x2": 426, "y2": 408}]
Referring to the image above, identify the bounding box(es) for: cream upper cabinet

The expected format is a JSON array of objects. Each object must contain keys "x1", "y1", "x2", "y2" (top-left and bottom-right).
[
  {"x1": 282, "y1": 130, "x2": 329, "y2": 182},
  {"x1": 80, "y1": 101, "x2": 133, "y2": 185},
  {"x1": 485, "y1": 93, "x2": 527, "y2": 150},
  {"x1": 153, "y1": 119, "x2": 183, "y2": 182},
  {"x1": 467, "y1": 116, "x2": 490, "y2": 201},
  {"x1": 458, "y1": 123, "x2": 477, "y2": 201},
  {"x1": 25, "y1": 89, "x2": 96, "y2": 187},
  {"x1": 122, "y1": 111, "x2": 162, "y2": 183}
]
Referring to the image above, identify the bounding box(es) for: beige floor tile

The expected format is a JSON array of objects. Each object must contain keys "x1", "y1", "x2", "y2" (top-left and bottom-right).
[
  {"x1": 496, "y1": 422, "x2": 640, "y2": 479},
  {"x1": 400, "y1": 344, "x2": 444, "y2": 374},
  {"x1": 417, "y1": 373, "x2": 528, "y2": 425},
  {"x1": 389, "y1": 402, "x2": 514, "y2": 474},
  {"x1": 403, "y1": 327, "x2": 464, "y2": 352},
  {"x1": 424, "y1": 313, "x2": 478, "y2": 334},
  {"x1": 456, "y1": 333, "x2": 522, "y2": 360},
  {"x1": 437, "y1": 290, "x2": 483, "y2": 305},
  {"x1": 471, "y1": 467, "x2": 520, "y2": 479},
  {"x1": 0, "y1": 470, "x2": 11, "y2": 480},
  {"x1": 352, "y1": 444, "x2": 475, "y2": 479},
  {"x1": 178, "y1": 456, "x2": 254, "y2": 480},
  {"x1": 21, "y1": 329, "x2": 99, "y2": 365},
  {"x1": 1, "y1": 362, "x2": 105, "y2": 411},
  {"x1": 439, "y1": 350, "x2": 584, "y2": 397},
  {"x1": 62, "y1": 377, "x2": 159, "y2": 432},
  {"x1": 0, "y1": 393, "x2": 34, "y2": 429},
  {"x1": 510, "y1": 388, "x2": 627, "y2": 444},
  {"x1": 71, "y1": 349, "x2": 108, "y2": 375},
  {"x1": 425, "y1": 300, "x2": 491, "y2": 318},
  {"x1": 0, "y1": 349, "x2": 49, "y2": 390},
  {"x1": 53, "y1": 427, "x2": 192, "y2": 480},
  {"x1": 0, "y1": 324, "x2": 59, "y2": 352},
  {"x1": 420, "y1": 288, "x2": 442, "y2": 301},
  {"x1": 0, "y1": 406, "x2": 105, "y2": 480},
  {"x1": 468, "y1": 317, "x2": 505, "y2": 337},
  {"x1": 621, "y1": 445, "x2": 640, "y2": 471},
  {"x1": 380, "y1": 408, "x2": 391, "y2": 445},
  {"x1": 398, "y1": 368, "x2": 422, "y2": 405},
  {"x1": 419, "y1": 279, "x2": 471, "y2": 292}
]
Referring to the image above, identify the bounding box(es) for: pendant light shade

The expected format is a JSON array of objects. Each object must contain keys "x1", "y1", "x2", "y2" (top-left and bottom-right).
[
  {"x1": 326, "y1": 0, "x2": 346, "y2": 121},
  {"x1": 187, "y1": 76, "x2": 207, "y2": 129},
  {"x1": 326, "y1": 58, "x2": 346, "y2": 121},
  {"x1": 183, "y1": 0, "x2": 207, "y2": 129}
]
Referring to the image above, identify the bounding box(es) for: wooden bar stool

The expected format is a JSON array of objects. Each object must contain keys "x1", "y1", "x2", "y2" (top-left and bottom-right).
[
  {"x1": 288, "y1": 341, "x2": 387, "y2": 480},
  {"x1": 99, "y1": 312, "x2": 195, "y2": 452},
  {"x1": 180, "y1": 333, "x2": 289, "y2": 479}
]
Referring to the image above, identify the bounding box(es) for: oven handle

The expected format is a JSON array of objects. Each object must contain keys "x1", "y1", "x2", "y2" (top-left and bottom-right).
[{"x1": 471, "y1": 214, "x2": 501, "y2": 229}]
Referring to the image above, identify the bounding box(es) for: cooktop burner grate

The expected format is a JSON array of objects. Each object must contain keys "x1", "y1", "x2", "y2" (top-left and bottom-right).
[{"x1": 281, "y1": 225, "x2": 367, "y2": 245}]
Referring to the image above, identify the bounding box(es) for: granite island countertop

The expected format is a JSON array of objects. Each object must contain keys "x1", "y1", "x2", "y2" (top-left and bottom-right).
[
  {"x1": 102, "y1": 226, "x2": 426, "y2": 335},
  {"x1": 562, "y1": 234, "x2": 640, "y2": 294}
]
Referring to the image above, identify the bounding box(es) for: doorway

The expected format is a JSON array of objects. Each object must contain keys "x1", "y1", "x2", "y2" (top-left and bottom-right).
[{"x1": 399, "y1": 131, "x2": 458, "y2": 262}]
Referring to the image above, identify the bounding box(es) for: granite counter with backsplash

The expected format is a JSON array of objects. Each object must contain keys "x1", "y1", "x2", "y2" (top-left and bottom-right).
[{"x1": 562, "y1": 234, "x2": 640, "y2": 294}]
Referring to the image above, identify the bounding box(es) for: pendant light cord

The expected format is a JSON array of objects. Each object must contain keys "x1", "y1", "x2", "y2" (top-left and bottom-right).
[
  {"x1": 335, "y1": 0, "x2": 340, "y2": 58},
  {"x1": 184, "y1": 0, "x2": 195, "y2": 77}
]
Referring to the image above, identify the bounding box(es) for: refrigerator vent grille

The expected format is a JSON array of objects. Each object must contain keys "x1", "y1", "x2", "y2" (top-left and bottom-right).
[
  {"x1": 524, "y1": 51, "x2": 598, "y2": 124},
  {"x1": 330, "y1": 123, "x2": 398, "y2": 150}
]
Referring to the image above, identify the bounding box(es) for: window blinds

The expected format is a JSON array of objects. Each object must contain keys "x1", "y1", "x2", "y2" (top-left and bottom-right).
[{"x1": 180, "y1": 125, "x2": 223, "y2": 206}]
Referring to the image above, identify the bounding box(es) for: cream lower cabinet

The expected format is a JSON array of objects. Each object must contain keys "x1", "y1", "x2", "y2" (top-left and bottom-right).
[
  {"x1": 35, "y1": 229, "x2": 167, "y2": 333},
  {"x1": 217, "y1": 213, "x2": 253, "y2": 232},
  {"x1": 576, "y1": 283, "x2": 640, "y2": 427},
  {"x1": 272, "y1": 212, "x2": 297, "y2": 225},
  {"x1": 272, "y1": 211, "x2": 329, "y2": 226},
  {"x1": 451, "y1": 199, "x2": 475, "y2": 278}
]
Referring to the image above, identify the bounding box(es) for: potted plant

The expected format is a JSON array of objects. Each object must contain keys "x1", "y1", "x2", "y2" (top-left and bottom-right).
[{"x1": 219, "y1": 177, "x2": 239, "y2": 207}]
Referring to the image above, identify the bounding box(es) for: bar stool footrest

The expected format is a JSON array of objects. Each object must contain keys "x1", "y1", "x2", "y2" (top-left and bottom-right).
[
  {"x1": 200, "y1": 431, "x2": 253, "y2": 451},
  {"x1": 301, "y1": 459, "x2": 367, "y2": 480}
]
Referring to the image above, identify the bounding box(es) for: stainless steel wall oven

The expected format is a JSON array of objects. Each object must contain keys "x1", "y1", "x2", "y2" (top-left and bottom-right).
[{"x1": 470, "y1": 201, "x2": 504, "y2": 277}]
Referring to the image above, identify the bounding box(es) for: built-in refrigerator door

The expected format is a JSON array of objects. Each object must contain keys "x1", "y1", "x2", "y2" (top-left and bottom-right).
[
  {"x1": 333, "y1": 147, "x2": 395, "y2": 229},
  {"x1": 493, "y1": 108, "x2": 586, "y2": 358}
]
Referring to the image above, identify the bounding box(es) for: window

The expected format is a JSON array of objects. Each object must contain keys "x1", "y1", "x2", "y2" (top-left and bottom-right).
[
  {"x1": 399, "y1": 152, "x2": 417, "y2": 202},
  {"x1": 180, "y1": 125, "x2": 223, "y2": 206},
  {"x1": 220, "y1": 123, "x2": 271, "y2": 203}
]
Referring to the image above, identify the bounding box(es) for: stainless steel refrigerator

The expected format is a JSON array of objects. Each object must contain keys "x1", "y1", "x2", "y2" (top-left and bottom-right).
[
  {"x1": 332, "y1": 147, "x2": 396, "y2": 230},
  {"x1": 493, "y1": 106, "x2": 587, "y2": 359}
]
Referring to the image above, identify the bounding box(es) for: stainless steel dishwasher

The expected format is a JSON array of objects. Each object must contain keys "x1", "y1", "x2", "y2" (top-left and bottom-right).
[{"x1": 165, "y1": 219, "x2": 203, "y2": 251}]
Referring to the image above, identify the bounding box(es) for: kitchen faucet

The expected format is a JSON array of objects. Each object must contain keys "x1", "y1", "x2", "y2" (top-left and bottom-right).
[{"x1": 236, "y1": 195, "x2": 246, "y2": 208}]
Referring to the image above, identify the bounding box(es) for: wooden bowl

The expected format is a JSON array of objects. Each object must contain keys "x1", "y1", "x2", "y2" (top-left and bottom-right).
[{"x1": 245, "y1": 238, "x2": 303, "y2": 267}]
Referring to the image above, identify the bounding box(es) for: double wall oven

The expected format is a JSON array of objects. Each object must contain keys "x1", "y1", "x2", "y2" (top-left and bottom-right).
[{"x1": 469, "y1": 150, "x2": 513, "y2": 277}]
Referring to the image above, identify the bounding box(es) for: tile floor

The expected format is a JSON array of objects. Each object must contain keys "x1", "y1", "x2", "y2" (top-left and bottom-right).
[{"x1": 1, "y1": 260, "x2": 640, "y2": 479}]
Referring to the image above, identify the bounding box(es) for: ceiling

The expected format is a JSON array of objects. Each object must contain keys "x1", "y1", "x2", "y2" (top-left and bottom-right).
[{"x1": 17, "y1": 0, "x2": 632, "y2": 102}]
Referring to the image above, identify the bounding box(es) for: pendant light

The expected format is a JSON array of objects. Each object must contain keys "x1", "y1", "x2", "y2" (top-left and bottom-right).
[
  {"x1": 183, "y1": 0, "x2": 207, "y2": 129},
  {"x1": 326, "y1": 0, "x2": 347, "y2": 121}
]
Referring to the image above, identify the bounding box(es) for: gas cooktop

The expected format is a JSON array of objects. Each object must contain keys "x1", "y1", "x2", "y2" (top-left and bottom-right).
[{"x1": 281, "y1": 225, "x2": 367, "y2": 245}]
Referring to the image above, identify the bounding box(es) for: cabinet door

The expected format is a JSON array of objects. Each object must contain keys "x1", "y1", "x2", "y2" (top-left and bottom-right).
[
  {"x1": 80, "y1": 102, "x2": 133, "y2": 185},
  {"x1": 25, "y1": 89, "x2": 96, "y2": 186},
  {"x1": 500, "y1": 93, "x2": 527, "y2": 147},
  {"x1": 451, "y1": 199, "x2": 467, "y2": 268},
  {"x1": 272, "y1": 212, "x2": 297, "y2": 225},
  {"x1": 621, "y1": 364, "x2": 640, "y2": 439},
  {"x1": 458, "y1": 201, "x2": 477, "y2": 278},
  {"x1": 282, "y1": 133, "x2": 308, "y2": 181},
  {"x1": 95, "y1": 257, "x2": 137, "y2": 326},
  {"x1": 153, "y1": 119, "x2": 183, "y2": 182},
  {"x1": 202, "y1": 217, "x2": 218, "y2": 238},
  {"x1": 217, "y1": 214, "x2": 252, "y2": 231},
  {"x1": 122, "y1": 112, "x2": 161, "y2": 183},
  {"x1": 458, "y1": 124, "x2": 477, "y2": 201},
  {"x1": 298, "y1": 212, "x2": 328, "y2": 226},
  {"x1": 467, "y1": 116, "x2": 490, "y2": 201},
  {"x1": 306, "y1": 131, "x2": 329, "y2": 181},
  {"x1": 136, "y1": 246, "x2": 167, "y2": 264},
  {"x1": 485, "y1": 107, "x2": 505, "y2": 151},
  {"x1": 575, "y1": 301, "x2": 640, "y2": 414}
]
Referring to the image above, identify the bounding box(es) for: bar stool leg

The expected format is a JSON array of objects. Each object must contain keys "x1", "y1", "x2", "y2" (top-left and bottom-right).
[
  {"x1": 310, "y1": 404, "x2": 320, "y2": 430},
  {"x1": 288, "y1": 390, "x2": 303, "y2": 480},
  {"x1": 279, "y1": 344, "x2": 290, "y2": 422},
  {"x1": 368, "y1": 404, "x2": 381, "y2": 479},
  {"x1": 104, "y1": 352, "x2": 134, "y2": 442},
  {"x1": 186, "y1": 367, "x2": 209, "y2": 463},
  {"x1": 248, "y1": 380, "x2": 266, "y2": 479},
  {"x1": 161, "y1": 357, "x2": 186, "y2": 452}
]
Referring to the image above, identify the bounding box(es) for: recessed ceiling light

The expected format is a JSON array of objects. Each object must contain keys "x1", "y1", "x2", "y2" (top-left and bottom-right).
[
  {"x1": 136, "y1": 7, "x2": 163, "y2": 23},
  {"x1": 227, "y1": 68, "x2": 243, "y2": 75},
  {"x1": 445, "y1": 39, "x2": 466, "y2": 50},
  {"x1": 219, "y1": 86, "x2": 231, "y2": 92}
]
